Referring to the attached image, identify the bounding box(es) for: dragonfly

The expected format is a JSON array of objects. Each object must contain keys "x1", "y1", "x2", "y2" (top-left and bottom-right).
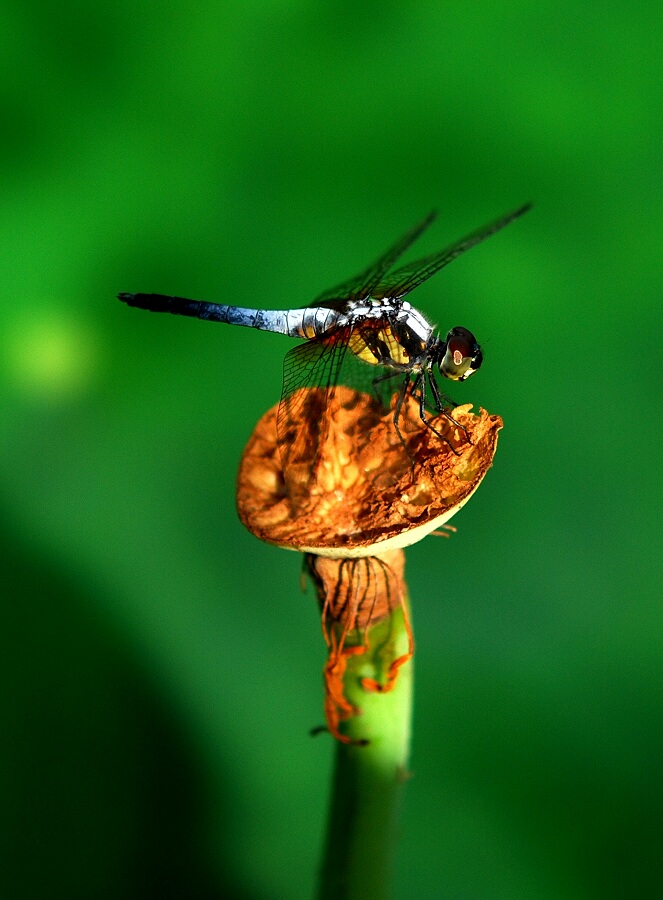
[{"x1": 119, "y1": 204, "x2": 530, "y2": 470}]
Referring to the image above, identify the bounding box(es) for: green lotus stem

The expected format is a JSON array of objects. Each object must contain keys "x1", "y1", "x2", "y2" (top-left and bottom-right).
[{"x1": 316, "y1": 604, "x2": 413, "y2": 900}]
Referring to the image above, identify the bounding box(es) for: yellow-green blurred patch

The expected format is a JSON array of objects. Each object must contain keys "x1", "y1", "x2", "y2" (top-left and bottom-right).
[{"x1": 4, "y1": 306, "x2": 98, "y2": 400}]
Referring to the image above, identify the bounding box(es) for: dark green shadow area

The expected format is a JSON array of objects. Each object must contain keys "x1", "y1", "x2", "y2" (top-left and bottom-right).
[{"x1": 0, "y1": 514, "x2": 261, "y2": 900}]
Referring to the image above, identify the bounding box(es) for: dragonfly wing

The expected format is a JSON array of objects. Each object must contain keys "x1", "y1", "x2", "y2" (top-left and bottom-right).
[
  {"x1": 277, "y1": 324, "x2": 415, "y2": 509},
  {"x1": 281, "y1": 319, "x2": 409, "y2": 413},
  {"x1": 276, "y1": 333, "x2": 353, "y2": 508},
  {"x1": 311, "y1": 211, "x2": 438, "y2": 305},
  {"x1": 371, "y1": 204, "x2": 531, "y2": 300},
  {"x1": 281, "y1": 334, "x2": 348, "y2": 404}
]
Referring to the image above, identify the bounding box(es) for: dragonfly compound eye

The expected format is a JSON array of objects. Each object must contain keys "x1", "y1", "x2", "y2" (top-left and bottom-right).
[{"x1": 439, "y1": 327, "x2": 483, "y2": 381}]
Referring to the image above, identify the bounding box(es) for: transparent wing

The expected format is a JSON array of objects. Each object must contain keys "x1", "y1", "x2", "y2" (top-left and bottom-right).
[
  {"x1": 280, "y1": 336, "x2": 348, "y2": 408},
  {"x1": 371, "y1": 204, "x2": 531, "y2": 300},
  {"x1": 276, "y1": 325, "x2": 415, "y2": 509},
  {"x1": 277, "y1": 333, "x2": 350, "y2": 507},
  {"x1": 279, "y1": 319, "x2": 411, "y2": 416},
  {"x1": 312, "y1": 211, "x2": 438, "y2": 305}
]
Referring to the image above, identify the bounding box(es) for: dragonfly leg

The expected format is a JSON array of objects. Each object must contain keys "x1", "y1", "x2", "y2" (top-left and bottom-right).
[
  {"x1": 417, "y1": 375, "x2": 462, "y2": 455},
  {"x1": 391, "y1": 376, "x2": 416, "y2": 468},
  {"x1": 427, "y1": 370, "x2": 472, "y2": 446},
  {"x1": 371, "y1": 368, "x2": 404, "y2": 409}
]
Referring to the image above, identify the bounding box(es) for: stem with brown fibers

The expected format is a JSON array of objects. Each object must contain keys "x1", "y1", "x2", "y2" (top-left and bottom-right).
[{"x1": 316, "y1": 603, "x2": 413, "y2": 900}]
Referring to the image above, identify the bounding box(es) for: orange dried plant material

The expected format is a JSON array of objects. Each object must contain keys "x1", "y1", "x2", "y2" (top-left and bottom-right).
[
  {"x1": 237, "y1": 385, "x2": 502, "y2": 558},
  {"x1": 305, "y1": 549, "x2": 411, "y2": 744},
  {"x1": 236, "y1": 385, "x2": 502, "y2": 742}
]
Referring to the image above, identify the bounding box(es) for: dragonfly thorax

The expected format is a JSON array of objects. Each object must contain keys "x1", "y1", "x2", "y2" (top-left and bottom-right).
[{"x1": 338, "y1": 299, "x2": 437, "y2": 372}]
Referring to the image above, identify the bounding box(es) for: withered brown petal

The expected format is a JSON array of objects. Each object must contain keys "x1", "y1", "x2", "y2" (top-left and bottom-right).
[{"x1": 236, "y1": 386, "x2": 502, "y2": 558}]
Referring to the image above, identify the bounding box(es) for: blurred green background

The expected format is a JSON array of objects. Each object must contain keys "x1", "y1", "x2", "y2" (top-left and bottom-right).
[{"x1": 1, "y1": 2, "x2": 661, "y2": 897}]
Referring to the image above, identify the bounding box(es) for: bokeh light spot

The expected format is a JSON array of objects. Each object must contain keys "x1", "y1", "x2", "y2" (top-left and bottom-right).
[{"x1": 4, "y1": 306, "x2": 98, "y2": 400}]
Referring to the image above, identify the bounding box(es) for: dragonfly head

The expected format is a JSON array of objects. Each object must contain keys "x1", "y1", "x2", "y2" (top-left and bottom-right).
[{"x1": 438, "y1": 327, "x2": 483, "y2": 381}]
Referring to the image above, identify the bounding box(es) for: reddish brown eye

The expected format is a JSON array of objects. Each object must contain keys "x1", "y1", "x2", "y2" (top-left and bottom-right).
[
  {"x1": 448, "y1": 336, "x2": 472, "y2": 362},
  {"x1": 439, "y1": 326, "x2": 482, "y2": 380}
]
